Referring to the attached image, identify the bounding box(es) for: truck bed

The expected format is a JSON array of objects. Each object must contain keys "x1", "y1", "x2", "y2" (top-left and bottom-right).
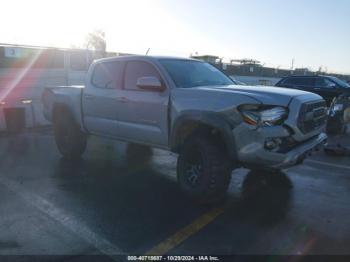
[{"x1": 42, "y1": 85, "x2": 84, "y2": 126}]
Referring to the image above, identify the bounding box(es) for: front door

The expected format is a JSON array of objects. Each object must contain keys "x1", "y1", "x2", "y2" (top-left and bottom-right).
[
  {"x1": 115, "y1": 60, "x2": 169, "y2": 147},
  {"x1": 314, "y1": 78, "x2": 339, "y2": 104}
]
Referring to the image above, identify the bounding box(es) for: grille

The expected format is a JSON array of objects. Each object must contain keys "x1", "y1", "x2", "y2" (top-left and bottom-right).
[{"x1": 297, "y1": 100, "x2": 327, "y2": 134}]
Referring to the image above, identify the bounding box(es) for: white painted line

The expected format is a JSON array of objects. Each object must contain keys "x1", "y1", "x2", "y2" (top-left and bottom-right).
[
  {"x1": 305, "y1": 159, "x2": 350, "y2": 171},
  {"x1": 292, "y1": 164, "x2": 348, "y2": 178},
  {"x1": 0, "y1": 177, "x2": 124, "y2": 261}
]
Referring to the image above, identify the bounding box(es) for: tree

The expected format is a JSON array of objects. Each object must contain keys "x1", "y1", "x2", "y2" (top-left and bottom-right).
[{"x1": 85, "y1": 30, "x2": 106, "y2": 55}]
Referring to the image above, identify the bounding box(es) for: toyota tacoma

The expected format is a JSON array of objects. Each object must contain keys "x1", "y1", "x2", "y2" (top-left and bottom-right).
[{"x1": 42, "y1": 56, "x2": 327, "y2": 203}]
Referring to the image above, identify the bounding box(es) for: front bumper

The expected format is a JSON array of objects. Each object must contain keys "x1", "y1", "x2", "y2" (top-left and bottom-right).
[
  {"x1": 234, "y1": 124, "x2": 327, "y2": 169},
  {"x1": 269, "y1": 132, "x2": 327, "y2": 169}
]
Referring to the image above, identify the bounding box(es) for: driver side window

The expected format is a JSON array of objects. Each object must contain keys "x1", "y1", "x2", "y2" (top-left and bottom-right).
[{"x1": 316, "y1": 78, "x2": 336, "y2": 88}]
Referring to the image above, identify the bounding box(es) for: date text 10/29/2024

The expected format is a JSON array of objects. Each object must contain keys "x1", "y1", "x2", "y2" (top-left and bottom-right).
[{"x1": 127, "y1": 256, "x2": 220, "y2": 261}]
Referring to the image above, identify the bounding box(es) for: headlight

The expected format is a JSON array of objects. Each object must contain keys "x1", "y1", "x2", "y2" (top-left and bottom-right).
[
  {"x1": 329, "y1": 104, "x2": 344, "y2": 117},
  {"x1": 238, "y1": 104, "x2": 288, "y2": 127},
  {"x1": 332, "y1": 104, "x2": 343, "y2": 112}
]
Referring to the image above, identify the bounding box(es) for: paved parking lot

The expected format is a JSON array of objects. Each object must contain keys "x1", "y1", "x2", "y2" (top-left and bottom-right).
[{"x1": 0, "y1": 129, "x2": 349, "y2": 259}]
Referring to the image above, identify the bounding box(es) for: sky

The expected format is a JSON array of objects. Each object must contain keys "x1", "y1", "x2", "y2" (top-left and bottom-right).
[{"x1": 0, "y1": 0, "x2": 349, "y2": 74}]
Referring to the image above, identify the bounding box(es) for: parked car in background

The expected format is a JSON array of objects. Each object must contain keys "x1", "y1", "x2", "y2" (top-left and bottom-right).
[{"x1": 275, "y1": 75, "x2": 350, "y2": 105}]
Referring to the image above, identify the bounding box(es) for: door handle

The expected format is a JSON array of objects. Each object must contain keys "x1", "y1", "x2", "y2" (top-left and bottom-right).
[{"x1": 84, "y1": 94, "x2": 95, "y2": 99}]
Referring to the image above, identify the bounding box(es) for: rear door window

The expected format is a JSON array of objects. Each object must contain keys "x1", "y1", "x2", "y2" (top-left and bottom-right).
[
  {"x1": 91, "y1": 61, "x2": 124, "y2": 89},
  {"x1": 300, "y1": 77, "x2": 315, "y2": 87},
  {"x1": 284, "y1": 77, "x2": 303, "y2": 85},
  {"x1": 282, "y1": 77, "x2": 314, "y2": 87},
  {"x1": 281, "y1": 78, "x2": 296, "y2": 85}
]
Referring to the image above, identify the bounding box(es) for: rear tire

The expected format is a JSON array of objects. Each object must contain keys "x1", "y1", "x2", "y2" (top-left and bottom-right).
[
  {"x1": 53, "y1": 110, "x2": 87, "y2": 159},
  {"x1": 177, "y1": 134, "x2": 232, "y2": 204}
]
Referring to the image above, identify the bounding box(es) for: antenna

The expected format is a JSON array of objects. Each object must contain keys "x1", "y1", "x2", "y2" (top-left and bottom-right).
[{"x1": 146, "y1": 48, "x2": 150, "y2": 55}]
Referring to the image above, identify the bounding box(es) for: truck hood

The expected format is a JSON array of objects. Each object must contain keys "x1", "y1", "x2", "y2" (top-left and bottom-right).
[{"x1": 188, "y1": 85, "x2": 316, "y2": 106}]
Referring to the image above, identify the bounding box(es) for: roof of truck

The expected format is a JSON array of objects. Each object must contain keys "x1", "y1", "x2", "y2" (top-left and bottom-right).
[{"x1": 94, "y1": 55, "x2": 200, "y2": 64}]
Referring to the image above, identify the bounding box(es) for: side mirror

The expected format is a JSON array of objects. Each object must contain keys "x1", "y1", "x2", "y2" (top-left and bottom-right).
[{"x1": 137, "y1": 76, "x2": 165, "y2": 92}]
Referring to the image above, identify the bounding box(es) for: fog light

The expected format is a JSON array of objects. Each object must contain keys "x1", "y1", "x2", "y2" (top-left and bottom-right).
[
  {"x1": 265, "y1": 138, "x2": 282, "y2": 150},
  {"x1": 265, "y1": 140, "x2": 277, "y2": 150}
]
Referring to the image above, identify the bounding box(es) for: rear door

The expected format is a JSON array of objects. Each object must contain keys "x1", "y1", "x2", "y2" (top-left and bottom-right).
[
  {"x1": 82, "y1": 61, "x2": 124, "y2": 136},
  {"x1": 277, "y1": 77, "x2": 313, "y2": 91},
  {"x1": 115, "y1": 60, "x2": 169, "y2": 147}
]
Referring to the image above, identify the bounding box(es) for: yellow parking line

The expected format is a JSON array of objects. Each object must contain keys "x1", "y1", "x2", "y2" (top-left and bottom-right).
[{"x1": 145, "y1": 206, "x2": 225, "y2": 255}]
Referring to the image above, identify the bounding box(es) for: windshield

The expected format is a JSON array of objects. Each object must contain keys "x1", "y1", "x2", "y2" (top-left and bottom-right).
[
  {"x1": 327, "y1": 76, "x2": 350, "y2": 88},
  {"x1": 159, "y1": 59, "x2": 234, "y2": 88}
]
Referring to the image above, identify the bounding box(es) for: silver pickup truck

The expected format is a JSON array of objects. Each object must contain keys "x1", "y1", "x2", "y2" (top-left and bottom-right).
[{"x1": 42, "y1": 56, "x2": 327, "y2": 203}]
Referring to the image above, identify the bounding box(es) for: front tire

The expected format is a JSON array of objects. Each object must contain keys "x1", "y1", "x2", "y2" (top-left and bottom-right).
[
  {"x1": 53, "y1": 110, "x2": 87, "y2": 159},
  {"x1": 177, "y1": 135, "x2": 232, "y2": 204}
]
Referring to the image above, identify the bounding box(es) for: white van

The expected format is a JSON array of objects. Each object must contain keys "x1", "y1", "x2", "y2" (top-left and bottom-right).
[{"x1": 0, "y1": 44, "x2": 104, "y2": 131}]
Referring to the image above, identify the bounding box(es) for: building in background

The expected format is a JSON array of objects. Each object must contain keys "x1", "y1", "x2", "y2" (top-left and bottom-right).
[
  {"x1": 192, "y1": 54, "x2": 350, "y2": 86},
  {"x1": 191, "y1": 55, "x2": 219, "y2": 65}
]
